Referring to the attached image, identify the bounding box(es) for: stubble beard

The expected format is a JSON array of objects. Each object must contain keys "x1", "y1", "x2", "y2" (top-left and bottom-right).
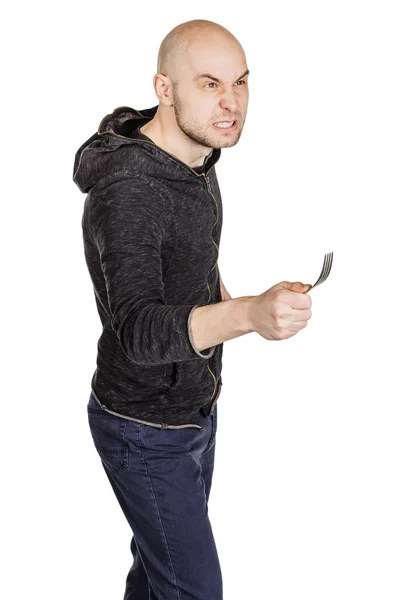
[{"x1": 172, "y1": 84, "x2": 243, "y2": 150}]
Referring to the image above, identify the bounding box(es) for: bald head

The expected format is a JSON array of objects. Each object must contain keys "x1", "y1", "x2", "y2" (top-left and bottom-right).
[
  {"x1": 157, "y1": 19, "x2": 245, "y2": 82},
  {"x1": 145, "y1": 19, "x2": 249, "y2": 156}
]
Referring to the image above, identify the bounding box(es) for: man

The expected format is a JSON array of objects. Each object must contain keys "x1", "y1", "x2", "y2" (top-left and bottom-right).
[{"x1": 73, "y1": 18, "x2": 312, "y2": 600}]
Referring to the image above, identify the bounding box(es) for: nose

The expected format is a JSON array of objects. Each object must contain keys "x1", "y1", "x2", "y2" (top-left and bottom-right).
[{"x1": 219, "y1": 87, "x2": 240, "y2": 114}]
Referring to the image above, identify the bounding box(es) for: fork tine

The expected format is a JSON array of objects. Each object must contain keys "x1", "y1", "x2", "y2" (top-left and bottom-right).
[
  {"x1": 310, "y1": 251, "x2": 334, "y2": 290},
  {"x1": 323, "y1": 252, "x2": 333, "y2": 280},
  {"x1": 318, "y1": 252, "x2": 332, "y2": 284},
  {"x1": 303, "y1": 251, "x2": 334, "y2": 294},
  {"x1": 323, "y1": 252, "x2": 333, "y2": 281},
  {"x1": 313, "y1": 253, "x2": 329, "y2": 287}
]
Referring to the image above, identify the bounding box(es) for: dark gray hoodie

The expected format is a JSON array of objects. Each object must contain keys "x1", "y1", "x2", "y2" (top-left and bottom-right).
[{"x1": 73, "y1": 105, "x2": 224, "y2": 430}]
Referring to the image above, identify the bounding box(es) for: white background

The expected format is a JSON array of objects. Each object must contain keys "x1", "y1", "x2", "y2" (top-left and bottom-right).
[{"x1": 2, "y1": 1, "x2": 399, "y2": 598}]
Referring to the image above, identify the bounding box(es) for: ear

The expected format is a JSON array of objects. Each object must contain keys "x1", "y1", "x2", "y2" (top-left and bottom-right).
[{"x1": 153, "y1": 73, "x2": 174, "y2": 106}]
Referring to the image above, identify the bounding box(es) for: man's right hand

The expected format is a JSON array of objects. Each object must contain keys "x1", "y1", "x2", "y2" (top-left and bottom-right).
[{"x1": 248, "y1": 281, "x2": 313, "y2": 341}]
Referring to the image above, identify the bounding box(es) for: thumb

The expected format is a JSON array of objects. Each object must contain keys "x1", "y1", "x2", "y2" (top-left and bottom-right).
[{"x1": 280, "y1": 281, "x2": 312, "y2": 293}]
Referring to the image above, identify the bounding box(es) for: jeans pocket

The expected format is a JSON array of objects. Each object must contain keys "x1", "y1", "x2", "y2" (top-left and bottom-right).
[
  {"x1": 205, "y1": 404, "x2": 218, "y2": 453},
  {"x1": 87, "y1": 406, "x2": 129, "y2": 476}
]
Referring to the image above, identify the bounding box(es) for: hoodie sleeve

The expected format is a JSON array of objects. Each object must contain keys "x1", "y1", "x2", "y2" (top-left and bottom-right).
[{"x1": 90, "y1": 175, "x2": 216, "y2": 365}]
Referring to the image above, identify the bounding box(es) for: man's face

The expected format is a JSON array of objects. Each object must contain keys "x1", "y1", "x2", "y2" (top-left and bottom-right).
[{"x1": 170, "y1": 40, "x2": 249, "y2": 150}]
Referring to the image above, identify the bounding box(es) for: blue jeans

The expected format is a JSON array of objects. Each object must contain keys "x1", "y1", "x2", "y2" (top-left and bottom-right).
[{"x1": 87, "y1": 391, "x2": 222, "y2": 600}]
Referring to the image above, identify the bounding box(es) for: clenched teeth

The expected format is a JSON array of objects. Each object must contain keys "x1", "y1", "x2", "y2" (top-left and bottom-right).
[{"x1": 214, "y1": 121, "x2": 235, "y2": 128}]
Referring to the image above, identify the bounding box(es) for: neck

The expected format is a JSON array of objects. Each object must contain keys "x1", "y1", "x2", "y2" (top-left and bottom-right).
[{"x1": 140, "y1": 107, "x2": 211, "y2": 169}]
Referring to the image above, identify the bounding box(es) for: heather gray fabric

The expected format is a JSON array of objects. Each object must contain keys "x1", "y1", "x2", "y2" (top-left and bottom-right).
[{"x1": 73, "y1": 105, "x2": 224, "y2": 429}]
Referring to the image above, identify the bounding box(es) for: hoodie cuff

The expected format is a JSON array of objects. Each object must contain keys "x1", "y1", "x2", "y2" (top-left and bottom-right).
[{"x1": 187, "y1": 305, "x2": 216, "y2": 359}]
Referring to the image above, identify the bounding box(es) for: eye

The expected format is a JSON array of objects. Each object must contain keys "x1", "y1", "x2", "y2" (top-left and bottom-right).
[
  {"x1": 235, "y1": 79, "x2": 247, "y2": 86},
  {"x1": 205, "y1": 82, "x2": 217, "y2": 88}
]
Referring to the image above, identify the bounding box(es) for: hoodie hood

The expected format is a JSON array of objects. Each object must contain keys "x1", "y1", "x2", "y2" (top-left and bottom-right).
[{"x1": 73, "y1": 105, "x2": 221, "y2": 193}]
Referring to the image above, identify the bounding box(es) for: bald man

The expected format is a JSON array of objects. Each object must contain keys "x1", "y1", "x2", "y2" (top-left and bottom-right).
[{"x1": 74, "y1": 18, "x2": 312, "y2": 600}]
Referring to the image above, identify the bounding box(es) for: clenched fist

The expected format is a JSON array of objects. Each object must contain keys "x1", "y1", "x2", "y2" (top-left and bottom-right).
[{"x1": 248, "y1": 281, "x2": 312, "y2": 341}]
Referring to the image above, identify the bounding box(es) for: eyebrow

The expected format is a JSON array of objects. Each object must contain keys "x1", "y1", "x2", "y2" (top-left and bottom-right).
[{"x1": 194, "y1": 69, "x2": 250, "y2": 84}]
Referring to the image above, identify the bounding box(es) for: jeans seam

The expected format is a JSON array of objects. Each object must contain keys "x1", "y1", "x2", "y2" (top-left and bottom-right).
[{"x1": 140, "y1": 452, "x2": 182, "y2": 599}]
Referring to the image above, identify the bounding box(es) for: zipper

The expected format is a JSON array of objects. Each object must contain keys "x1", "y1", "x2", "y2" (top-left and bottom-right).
[
  {"x1": 202, "y1": 173, "x2": 220, "y2": 303},
  {"x1": 202, "y1": 172, "x2": 220, "y2": 406},
  {"x1": 209, "y1": 380, "x2": 222, "y2": 415}
]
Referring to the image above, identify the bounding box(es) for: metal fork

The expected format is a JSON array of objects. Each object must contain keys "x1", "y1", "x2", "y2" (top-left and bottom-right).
[{"x1": 304, "y1": 251, "x2": 334, "y2": 293}]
